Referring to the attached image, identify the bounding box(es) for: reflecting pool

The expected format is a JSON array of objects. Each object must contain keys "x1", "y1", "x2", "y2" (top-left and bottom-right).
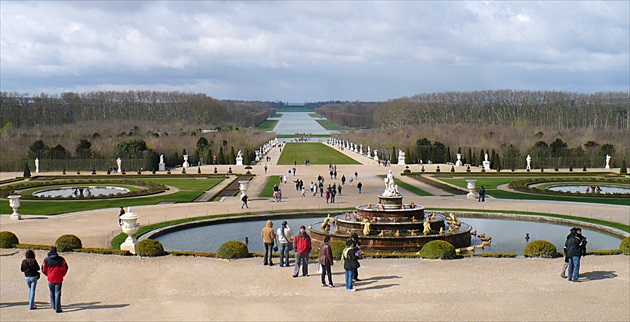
[
  {"x1": 547, "y1": 185, "x2": 630, "y2": 194},
  {"x1": 33, "y1": 186, "x2": 130, "y2": 198}
]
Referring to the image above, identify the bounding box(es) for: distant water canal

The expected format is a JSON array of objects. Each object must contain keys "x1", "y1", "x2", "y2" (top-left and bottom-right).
[{"x1": 272, "y1": 112, "x2": 330, "y2": 135}]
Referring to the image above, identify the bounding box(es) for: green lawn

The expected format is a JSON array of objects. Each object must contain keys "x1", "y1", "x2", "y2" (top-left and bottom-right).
[
  {"x1": 277, "y1": 142, "x2": 360, "y2": 165},
  {"x1": 260, "y1": 176, "x2": 282, "y2": 197},
  {"x1": 438, "y1": 177, "x2": 630, "y2": 206},
  {"x1": 0, "y1": 177, "x2": 223, "y2": 215},
  {"x1": 272, "y1": 113, "x2": 283, "y2": 118},
  {"x1": 315, "y1": 119, "x2": 353, "y2": 131},
  {"x1": 255, "y1": 119, "x2": 279, "y2": 131},
  {"x1": 308, "y1": 113, "x2": 322, "y2": 118}
]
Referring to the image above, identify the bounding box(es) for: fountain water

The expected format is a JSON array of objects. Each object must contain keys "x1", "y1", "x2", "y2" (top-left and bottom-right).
[{"x1": 309, "y1": 171, "x2": 472, "y2": 251}]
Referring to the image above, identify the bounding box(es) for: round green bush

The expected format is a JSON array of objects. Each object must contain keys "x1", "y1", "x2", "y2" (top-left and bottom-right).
[
  {"x1": 0, "y1": 231, "x2": 19, "y2": 248},
  {"x1": 419, "y1": 240, "x2": 456, "y2": 259},
  {"x1": 329, "y1": 240, "x2": 346, "y2": 260},
  {"x1": 524, "y1": 240, "x2": 557, "y2": 258},
  {"x1": 620, "y1": 236, "x2": 630, "y2": 255},
  {"x1": 136, "y1": 239, "x2": 165, "y2": 257},
  {"x1": 217, "y1": 240, "x2": 249, "y2": 259},
  {"x1": 55, "y1": 234, "x2": 82, "y2": 251}
]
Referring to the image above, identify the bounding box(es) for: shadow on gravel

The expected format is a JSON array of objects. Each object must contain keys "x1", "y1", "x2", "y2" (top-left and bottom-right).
[
  {"x1": 357, "y1": 283, "x2": 399, "y2": 291},
  {"x1": 0, "y1": 251, "x2": 19, "y2": 257},
  {"x1": 63, "y1": 302, "x2": 129, "y2": 312},
  {"x1": 581, "y1": 271, "x2": 618, "y2": 281}
]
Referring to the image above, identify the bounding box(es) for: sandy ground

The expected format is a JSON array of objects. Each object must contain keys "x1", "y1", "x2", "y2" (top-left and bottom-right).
[{"x1": 1, "y1": 143, "x2": 629, "y2": 321}]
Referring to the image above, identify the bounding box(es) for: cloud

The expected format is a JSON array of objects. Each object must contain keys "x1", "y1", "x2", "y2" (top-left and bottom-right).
[{"x1": 1, "y1": 1, "x2": 628, "y2": 101}]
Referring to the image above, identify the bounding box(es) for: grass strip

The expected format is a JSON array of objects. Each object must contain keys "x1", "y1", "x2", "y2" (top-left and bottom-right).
[
  {"x1": 277, "y1": 142, "x2": 360, "y2": 165},
  {"x1": 377, "y1": 175, "x2": 432, "y2": 196},
  {"x1": 259, "y1": 176, "x2": 281, "y2": 198},
  {"x1": 315, "y1": 119, "x2": 353, "y2": 131},
  {"x1": 255, "y1": 119, "x2": 279, "y2": 131}
]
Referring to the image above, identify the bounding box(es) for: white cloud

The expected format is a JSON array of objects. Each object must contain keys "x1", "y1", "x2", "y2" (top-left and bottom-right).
[{"x1": 1, "y1": 1, "x2": 628, "y2": 101}]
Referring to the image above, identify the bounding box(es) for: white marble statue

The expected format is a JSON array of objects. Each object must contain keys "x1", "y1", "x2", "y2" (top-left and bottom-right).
[
  {"x1": 482, "y1": 153, "x2": 491, "y2": 171},
  {"x1": 237, "y1": 150, "x2": 243, "y2": 158},
  {"x1": 159, "y1": 154, "x2": 164, "y2": 164},
  {"x1": 399, "y1": 150, "x2": 405, "y2": 159},
  {"x1": 159, "y1": 154, "x2": 166, "y2": 171},
  {"x1": 116, "y1": 158, "x2": 122, "y2": 173},
  {"x1": 605, "y1": 154, "x2": 611, "y2": 169},
  {"x1": 382, "y1": 170, "x2": 399, "y2": 197},
  {"x1": 526, "y1": 155, "x2": 531, "y2": 170},
  {"x1": 35, "y1": 158, "x2": 40, "y2": 173},
  {"x1": 235, "y1": 149, "x2": 244, "y2": 166}
]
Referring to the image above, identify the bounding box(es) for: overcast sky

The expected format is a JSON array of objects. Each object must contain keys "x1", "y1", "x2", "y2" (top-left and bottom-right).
[{"x1": 1, "y1": 1, "x2": 628, "y2": 102}]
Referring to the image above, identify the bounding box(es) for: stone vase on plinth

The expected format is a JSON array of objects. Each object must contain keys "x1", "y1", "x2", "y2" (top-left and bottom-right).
[
  {"x1": 238, "y1": 180, "x2": 250, "y2": 197},
  {"x1": 120, "y1": 207, "x2": 140, "y2": 254},
  {"x1": 8, "y1": 195, "x2": 21, "y2": 220},
  {"x1": 466, "y1": 180, "x2": 478, "y2": 199}
]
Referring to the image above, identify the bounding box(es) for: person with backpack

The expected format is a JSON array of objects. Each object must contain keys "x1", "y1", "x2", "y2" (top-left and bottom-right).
[
  {"x1": 42, "y1": 246, "x2": 68, "y2": 313},
  {"x1": 241, "y1": 194, "x2": 249, "y2": 209},
  {"x1": 318, "y1": 236, "x2": 334, "y2": 287},
  {"x1": 277, "y1": 221, "x2": 294, "y2": 267},
  {"x1": 292, "y1": 226, "x2": 311, "y2": 278},
  {"x1": 341, "y1": 240, "x2": 359, "y2": 291},
  {"x1": 20, "y1": 249, "x2": 40, "y2": 310}
]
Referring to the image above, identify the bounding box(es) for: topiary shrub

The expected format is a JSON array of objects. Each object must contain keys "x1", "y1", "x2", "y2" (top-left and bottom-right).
[
  {"x1": 419, "y1": 240, "x2": 456, "y2": 259},
  {"x1": 620, "y1": 236, "x2": 630, "y2": 255},
  {"x1": 217, "y1": 240, "x2": 249, "y2": 259},
  {"x1": 329, "y1": 240, "x2": 346, "y2": 260},
  {"x1": 136, "y1": 239, "x2": 165, "y2": 257},
  {"x1": 0, "y1": 231, "x2": 19, "y2": 248},
  {"x1": 55, "y1": 234, "x2": 82, "y2": 251},
  {"x1": 523, "y1": 240, "x2": 557, "y2": 258}
]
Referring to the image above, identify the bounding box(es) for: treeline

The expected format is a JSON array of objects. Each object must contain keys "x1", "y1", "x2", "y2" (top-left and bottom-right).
[
  {"x1": 314, "y1": 102, "x2": 378, "y2": 129},
  {"x1": 0, "y1": 91, "x2": 276, "y2": 128},
  {"x1": 316, "y1": 90, "x2": 629, "y2": 130}
]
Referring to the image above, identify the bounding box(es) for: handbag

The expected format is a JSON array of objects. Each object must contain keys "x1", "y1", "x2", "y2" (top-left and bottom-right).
[{"x1": 272, "y1": 240, "x2": 278, "y2": 252}]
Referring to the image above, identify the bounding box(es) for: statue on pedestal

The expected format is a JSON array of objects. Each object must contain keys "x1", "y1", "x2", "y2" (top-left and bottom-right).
[
  {"x1": 116, "y1": 158, "x2": 122, "y2": 173},
  {"x1": 526, "y1": 155, "x2": 532, "y2": 170},
  {"x1": 35, "y1": 158, "x2": 40, "y2": 173},
  {"x1": 605, "y1": 154, "x2": 611, "y2": 169}
]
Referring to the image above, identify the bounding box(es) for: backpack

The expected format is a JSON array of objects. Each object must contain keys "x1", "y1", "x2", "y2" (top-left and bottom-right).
[{"x1": 340, "y1": 247, "x2": 351, "y2": 265}]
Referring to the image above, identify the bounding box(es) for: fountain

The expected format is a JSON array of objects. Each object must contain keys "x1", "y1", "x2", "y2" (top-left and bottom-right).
[{"x1": 309, "y1": 170, "x2": 472, "y2": 251}]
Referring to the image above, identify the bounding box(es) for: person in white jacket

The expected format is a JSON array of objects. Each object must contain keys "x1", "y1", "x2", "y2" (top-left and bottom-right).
[{"x1": 277, "y1": 221, "x2": 294, "y2": 267}]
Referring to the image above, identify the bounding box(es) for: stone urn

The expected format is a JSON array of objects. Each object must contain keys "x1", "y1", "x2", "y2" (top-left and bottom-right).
[
  {"x1": 119, "y1": 207, "x2": 140, "y2": 254},
  {"x1": 8, "y1": 195, "x2": 21, "y2": 220},
  {"x1": 238, "y1": 180, "x2": 250, "y2": 197},
  {"x1": 466, "y1": 180, "x2": 478, "y2": 199}
]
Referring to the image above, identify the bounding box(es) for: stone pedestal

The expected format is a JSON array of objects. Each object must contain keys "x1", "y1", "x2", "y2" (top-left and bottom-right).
[
  {"x1": 398, "y1": 156, "x2": 405, "y2": 165},
  {"x1": 8, "y1": 195, "x2": 21, "y2": 220},
  {"x1": 158, "y1": 162, "x2": 166, "y2": 171},
  {"x1": 483, "y1": 160, "x2": 491, "y2": 171},
  {"x1": 466, "y1": 180, "x2": 478, "y2": 199},
  {"x1": 120, "y1": 207, "x2": 140, "y2": 254},
  {"x1": 236, "y1": 156, "x2": 244, "y2": 166}
]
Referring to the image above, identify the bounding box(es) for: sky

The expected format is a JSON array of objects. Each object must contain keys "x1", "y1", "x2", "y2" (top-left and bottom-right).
[{"x1": 1, "y1": 1, "x2": 628, "y2": 102}]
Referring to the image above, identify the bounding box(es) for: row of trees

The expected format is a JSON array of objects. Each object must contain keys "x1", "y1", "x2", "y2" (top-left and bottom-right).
[
  {"x1": 1, "y1": 91, "x2": 275, "y2": 129},
  {"x1": 316, "y1": 90, "x2": 629, "y2": 130}
]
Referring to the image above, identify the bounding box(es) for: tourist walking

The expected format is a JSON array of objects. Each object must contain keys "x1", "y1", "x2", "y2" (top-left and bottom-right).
[
  {"x1": 348, "y1": 176, "x2": 353, "y2": 186},
  {"x1": 277, "y1": 221, "x2": 294, "y2": 267},
  {"x1": 42, "y1": 246, "x2": 68, "y2": 313},
  {"x1": 264, "y1": 165, "x2": 267, "y2": 173},
  {"x1": 563, "y1": 227, "x2": 587, "y2": 282},
  {"x1": 20, "y1": 249, "x2": 40, "y2": 310},
  {"x1": 241, "y1": 194, "x2": 249, "y2": 209},
  {"x1": 357, "y1": 182, "x2": 363, "y2": 194},
  {"x1": 325, "y1": 189, "x2": 330, "y2": 204},
  {"x1": 318, "y1": 236, "x2": 334, "y2": 287},
  {"x1": 341, "y1": 240, "x2": 359, "y2": 291},
  {"x1": 478, "y1": 186, "x2": 486, "y2": 202},
  {"x1": 261, "y1": 220, "x2": 276, "y2": 266},
  {"x1": 118, "y1": 207, "x2": 125, "y2": 225},
  {"x1": 293, "y1": 226, "x2": 312, "y2": 277},
  {"x1": 341, "y1": 175, "x2": 346, "y2": 185}
]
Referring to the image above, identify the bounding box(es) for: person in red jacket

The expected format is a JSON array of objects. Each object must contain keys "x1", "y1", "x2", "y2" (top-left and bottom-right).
[
  {"x1": 292, "y1": 226, "x2": 311, "y2": 278},
  {"x1": 42, "y1": 246, "x2": 68, "y2": 313}
]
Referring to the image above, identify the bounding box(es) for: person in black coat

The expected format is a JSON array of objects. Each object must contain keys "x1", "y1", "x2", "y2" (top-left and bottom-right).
[
  {"x1": 342, "y1": 240, "x2": 359, "y2": 291},
  {"x1": 564, "y1": 227, "x2": 587, "y2": 282}
]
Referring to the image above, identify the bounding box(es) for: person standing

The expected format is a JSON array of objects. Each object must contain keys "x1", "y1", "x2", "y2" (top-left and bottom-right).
[
  {"x1": 341, "y1": 175, "x2": 346, "y2": 185},
  {"x1": 264, "y1": 165, "x2": 267, "y2": 173},
  {"x1": 478, "y1": 186, "x2": 486, "y2": 202},
  {"x1": 261, "y1": 220, "x2": 276, "y2": 266},
  {"x1": 318, "y1": 236, "x2": 334, "y2": 287},
  {"x1": 325, "y1": 189, "x2": 330, "y2": 204},
  {"x1": 277, "y1": 221, "x2": 293, "y2": 267},
  {"x1": 241, "y1": 194, "x2": 249, "y2": 209},
  {"x1": 20, "y1": 249, "x2": 40, "y2": 310},
  {"x1": 341, "y1": 240, "x2": 359, "y2": 291},
  {"x1": 564, "y1": 227, "x2": 587, "y2": 282},
  {"x1": 42, "y1": 246, "x2": 68, "y2": 313},
  {"x1": 350, "y1": 233, "x2": 362, "y2": 281},
  {"x1": 357, "y1": 182, "x2": 363, "y2": 194},
  {"x1": 118, "y1": 207, "x2": 125, "y2": 225},
  {"x1": 293, "y1": 226, "x2": 312, "y2": 278}
]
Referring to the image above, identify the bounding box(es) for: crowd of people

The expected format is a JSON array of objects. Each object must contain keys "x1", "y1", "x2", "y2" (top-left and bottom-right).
[{"x1": 259, "y1": 220, "x2": 363, "y2": 291}]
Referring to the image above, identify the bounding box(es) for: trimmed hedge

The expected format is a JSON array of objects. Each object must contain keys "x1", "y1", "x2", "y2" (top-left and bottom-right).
[
  {"x1": 15, "y1": 243, "x2": 51, "y2": 251},
  {"x1": 419, "y1": 240, "x2": 456, "y2": 259},
  {"x1": 55, "y1": 234, "x2": 83, "y2": 251},
  {"x1": 620, "y1": 236, "x2": 630, "y2": 255},
  {"x1": 75, "y1": 248, "x2": 132, "y2": 256},
  {"x1": 136, "y1": 239, "x2": 165, "y2": 257},
  {"x1": 329, "y1": 240, "x2": 346, "y2": 260},
  {"x1": 0, "y1": 231, "x2": 19, "y2": 248},
  {"x1": 217, "y1": 240, "x2": 249, "y2": 259},
  {"x1": 524, "y1": 240, "x2": 557, "y2": 258}
]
